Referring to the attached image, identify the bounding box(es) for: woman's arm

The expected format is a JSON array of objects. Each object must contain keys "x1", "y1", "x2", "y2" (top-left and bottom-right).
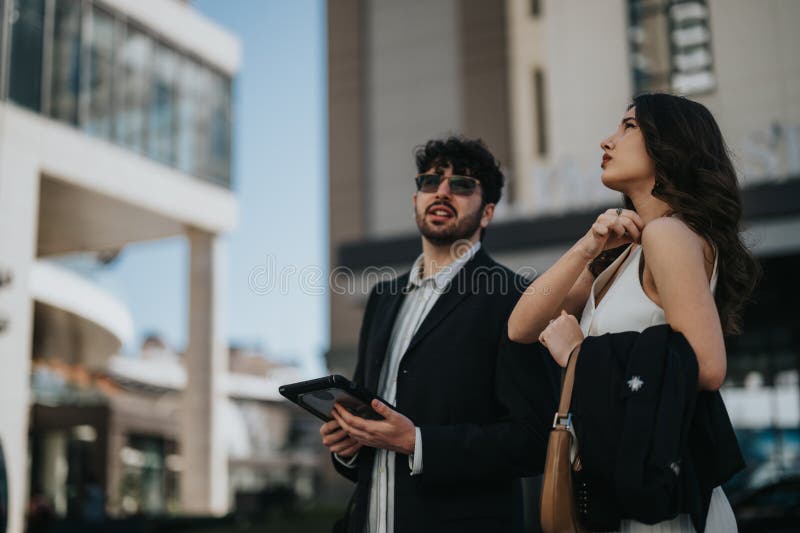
[
  {"x1": 508, "y1": 208, "x2": 644, "y2": 344},
  {"x1": 507, "y1": 244, "x2": 594, "y2": 344},
  {"x1": 641, "y1": 218, "x2": 727, "y2": 390}
]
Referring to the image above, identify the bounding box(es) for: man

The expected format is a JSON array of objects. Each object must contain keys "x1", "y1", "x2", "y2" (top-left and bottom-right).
[{"x1": 321, "y1": 136, "x2": 559, "y2": 533}]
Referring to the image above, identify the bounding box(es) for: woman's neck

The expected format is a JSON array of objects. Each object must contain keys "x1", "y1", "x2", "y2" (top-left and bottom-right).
[{"x1": 627, "y1": 187, "x2": 672, "y2": 226}]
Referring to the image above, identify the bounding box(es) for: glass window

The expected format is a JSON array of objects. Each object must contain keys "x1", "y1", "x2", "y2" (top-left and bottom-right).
[
  {"x1": 179, "y1": 62, "x2": 232, "y2": 186},
  {"x1": 115, "y1": 25, "x2": 151, "y2": 154},
  {"x1": 148, "y1": 41, "x2": 177, "y2": 165},
  {"x1": 49, "y1": 0, "x2": 81, "y2": 125},
  {"x1": 8, "y1": 0, "x2": 44, "y2": 111},
  {"x1": 119, "y1": 435, "x2": 178, "y2": 515},
  {"x1": 176, "y1": 58, "x2": 200, "y2": 176},
  {"x1": 84, "y1": 5, "x2": 115, "y2": 139},
  {"x1": 627, "y1": 0, "x2": 715, "y2": 96},
  {"x1": 192, "y1": 66, "x2": 214, "y2": 181},
  {"x1": 4, "y1": 0, "x2": 233, "y2": 188},
  {"x1": 207, "y1": 71, "x2": 232, "y2": 186}
]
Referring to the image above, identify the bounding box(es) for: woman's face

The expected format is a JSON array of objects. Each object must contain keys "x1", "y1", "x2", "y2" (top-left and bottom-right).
[{"x1": 599, "y1": 107, "x2": 655, "y2": 192}]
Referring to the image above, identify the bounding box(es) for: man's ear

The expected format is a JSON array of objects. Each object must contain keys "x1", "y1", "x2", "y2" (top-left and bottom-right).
[
  {"x1": 481, "y1": 203, "x2": 495, "y2": 228},
  {"x1": 412, "y1": 192, "x2": 418, "y2": 209}
]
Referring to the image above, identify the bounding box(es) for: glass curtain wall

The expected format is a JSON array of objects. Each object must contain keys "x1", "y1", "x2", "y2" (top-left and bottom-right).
[
  {"x1": 115, "y1": 25, "x2": 151, "y2": 154},
  {"x1": 148, "y1": 40, "x2": 177, "y2": 165},
  {"x1": 85, "y1": 4, "x2": 114, "y2": 138},
  {"x1": 8, "y1": 0, "x2": 45, "y2": 111},
  {"x1": 3, "y1": 0, "x2": 232, "y2": 187},
  {"x1": 49, "y1": 0, "x2": 80, "y2": 124}
]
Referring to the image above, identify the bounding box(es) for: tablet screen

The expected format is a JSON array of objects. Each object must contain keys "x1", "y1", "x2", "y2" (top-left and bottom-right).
[{"x1": 299, "y1": 388, "x2": 382, "y2": 421}]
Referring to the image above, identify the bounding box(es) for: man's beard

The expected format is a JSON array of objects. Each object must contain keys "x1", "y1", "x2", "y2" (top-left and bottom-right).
[{"x1": 415, "y1": 204, "x2": 483, "y2": 246}]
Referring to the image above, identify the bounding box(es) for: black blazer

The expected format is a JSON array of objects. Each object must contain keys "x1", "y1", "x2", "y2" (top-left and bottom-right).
[
  {"x1": 332, "y1": 248, "x2": 560, "y2": 533},
  {"x1": 571, "y1": 325, "x2": 745, "y2": 532}
]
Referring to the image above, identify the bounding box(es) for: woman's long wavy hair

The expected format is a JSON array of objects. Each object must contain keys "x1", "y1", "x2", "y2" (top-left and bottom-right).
[{"x1": 589, "y1": 93, "x2": 761, "y2": 335}]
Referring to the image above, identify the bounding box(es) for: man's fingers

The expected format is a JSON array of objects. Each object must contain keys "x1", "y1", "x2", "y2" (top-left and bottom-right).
[
  {"x1": 321, "y1": 428, "x2": 348, "y2": 447},
  {"x1": 320, "y1": 419, "x2": 340, "y2": 436},
  {"x1": 334, "y1": 404, "x2": 368, "y2": 431},
  {"x1": 338, "y1": 442, "x2": 362, "y2": 457},
  {"x1": 331, "y1": 407, "x2": 348, "y2": 431},
  {"x1": 332, "y1": 407, "x2": 367, "y2": 439},
  {"x1": 330, "y1": 436, "x2": 358, "y2": 454},
  {"x1": 371, "y1": 399, "x2": 391, "y2": 418}
]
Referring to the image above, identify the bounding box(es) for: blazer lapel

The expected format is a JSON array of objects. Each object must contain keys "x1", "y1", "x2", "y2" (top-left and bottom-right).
[
  {"x1": 365, "y1": 274, "x2": 409, "y2": 392},
  {"x1": 402, "y1": 248, "x2": 492, "y2": 356}
]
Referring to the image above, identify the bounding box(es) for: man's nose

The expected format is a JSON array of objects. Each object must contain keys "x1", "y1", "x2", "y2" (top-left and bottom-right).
[{"x1": 435, "y1": 177, "x2": 453, "y2": 197}]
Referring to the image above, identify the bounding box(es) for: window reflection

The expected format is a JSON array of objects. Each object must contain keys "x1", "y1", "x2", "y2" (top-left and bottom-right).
[
  {"x1": 208, "y1": 72, "x2": 232, "y2": 186},
  {"x1": 8, "y1": 0, "x2": 44, "y2": 111},
  {"x1": 119, "y1": 436, "x2": 179, "y2": 515},
  {"x1": 115, "y1": 26, "x2": 151, "y2": 155},
  {"x1": 85, "y1": 6, "x2": 114, "y2": 138},
  {"x1": 3, "y1": 0, "x2": 232, "y2": 188},
  {"x1": 176, "y1": 59, "x2": 200, "y2": 176},
  {"x1": 49, "y1": 0, "x2": 81, "y2": 125},
  {"x1": 148, "y1": 42, "x2": 177, "y2": 166},
  {"x1": 627, "y1": 0, "x2": 716, "y2": 96}
]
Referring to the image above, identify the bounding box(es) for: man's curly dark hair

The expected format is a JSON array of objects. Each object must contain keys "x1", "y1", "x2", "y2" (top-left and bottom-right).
[{"x1": 414, "y1": 136, "x2": 505, "y2": 206}]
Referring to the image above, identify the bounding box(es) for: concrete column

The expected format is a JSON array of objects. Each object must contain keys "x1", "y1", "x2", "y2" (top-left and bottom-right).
[
  {"x1": 180, "y1": 228, "x2": 229, "y2": 515},
  {"x1": 0, "y1": 106, "x2": 42, "y2": 533}
]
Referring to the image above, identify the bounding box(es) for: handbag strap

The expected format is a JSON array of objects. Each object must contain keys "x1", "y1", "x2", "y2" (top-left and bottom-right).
[{"x1": 555, "y1": 344, "x2": 581, "y2": 423}]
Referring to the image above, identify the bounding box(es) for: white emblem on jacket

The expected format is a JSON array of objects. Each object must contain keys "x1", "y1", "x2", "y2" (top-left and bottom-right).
[{"x1": 627, "y1": 376, "x2": 644, "y2": 392}]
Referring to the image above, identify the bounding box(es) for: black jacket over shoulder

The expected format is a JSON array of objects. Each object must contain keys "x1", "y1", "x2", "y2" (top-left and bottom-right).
[
  {"x1": 332, "y1": 248, "x2": 560, "y2": 533},
  {"x1": 571, "y1": 325, "x2": 745, "y2": 532}
]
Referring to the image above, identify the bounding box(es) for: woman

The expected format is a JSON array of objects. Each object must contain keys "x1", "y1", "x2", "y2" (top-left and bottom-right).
[{"x1": 508, "y1": 93, "x2": 760, "y2": 531}]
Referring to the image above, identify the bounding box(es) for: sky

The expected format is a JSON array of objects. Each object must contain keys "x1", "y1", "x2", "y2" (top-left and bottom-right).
[{"x1": 92, "y1": 0, "x2": 328, "y2": 376}]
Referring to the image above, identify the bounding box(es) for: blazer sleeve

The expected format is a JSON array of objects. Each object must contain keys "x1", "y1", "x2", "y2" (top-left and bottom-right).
[
  {"x1": 331, "y1": 284, "x2": 381, "y2": 483},
  {"x1": 418, "y1": 328, "x2": 561, "y2": 484}
]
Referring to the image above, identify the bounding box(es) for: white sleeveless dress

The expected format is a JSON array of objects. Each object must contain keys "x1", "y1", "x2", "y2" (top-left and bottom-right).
[{"x1": 578, "y1": 243, "x2": 737, "y2": 532}]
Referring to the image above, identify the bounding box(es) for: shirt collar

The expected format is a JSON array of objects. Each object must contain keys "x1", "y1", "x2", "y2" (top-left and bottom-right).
[{"x1": 407, "y1": 241, "x2": 482, "y2": 290}]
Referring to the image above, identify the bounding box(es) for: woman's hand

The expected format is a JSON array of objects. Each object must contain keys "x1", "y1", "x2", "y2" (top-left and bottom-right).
[
  {"x1": 577, "y1": 208, "x2": 645, "y2": 260},
  {"x1": 539, "y1": 310, "x2": 585, "y2": 367}
]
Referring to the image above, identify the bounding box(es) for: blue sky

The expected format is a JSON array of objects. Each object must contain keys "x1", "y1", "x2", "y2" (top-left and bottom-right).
[{"x1": 94, "y1": 0, "x2": 328, "y2": 375}]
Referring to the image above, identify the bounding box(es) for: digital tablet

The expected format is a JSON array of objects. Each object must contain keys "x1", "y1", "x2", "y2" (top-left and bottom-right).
[{"x1": 278, "y1": 374, "x2": 391, "y2": 422}]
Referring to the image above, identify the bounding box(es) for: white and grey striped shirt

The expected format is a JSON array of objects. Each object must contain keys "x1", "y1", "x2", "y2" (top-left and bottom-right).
[{"x1": 337, "y1": 241, "x2": 481, "y2": 533}]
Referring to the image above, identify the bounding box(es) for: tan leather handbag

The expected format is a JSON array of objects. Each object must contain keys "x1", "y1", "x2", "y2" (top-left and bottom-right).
[{"x1": 540, "y1": 345, "x2": 585, "y2": 533}]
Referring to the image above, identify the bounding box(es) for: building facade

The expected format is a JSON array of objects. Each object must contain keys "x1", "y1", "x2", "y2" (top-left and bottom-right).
[
  {"x1": 0, "y1": 0, "x2": 240, "y2": 531},
  {"x1": 327, "y1": 0, "x2": 800, "y2": 523}
]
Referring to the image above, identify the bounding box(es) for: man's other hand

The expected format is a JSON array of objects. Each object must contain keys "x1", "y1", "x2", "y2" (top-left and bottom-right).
[
  {"x1": 332, "y1": 400, "x2": 416, "y2": 455},
  {"x1": 320, "y1": 419, "x2": 363, "y2": 458}
]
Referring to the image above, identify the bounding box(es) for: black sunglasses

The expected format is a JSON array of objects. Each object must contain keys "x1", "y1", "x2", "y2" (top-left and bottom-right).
[{"x1": 414, "y1": 173, "x2": 480, "y2": 196}]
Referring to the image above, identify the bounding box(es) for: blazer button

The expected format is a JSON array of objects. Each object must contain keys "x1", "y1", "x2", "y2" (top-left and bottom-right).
[{"x1": 401, "y1": 369, "x2": 408, "y2": 374}]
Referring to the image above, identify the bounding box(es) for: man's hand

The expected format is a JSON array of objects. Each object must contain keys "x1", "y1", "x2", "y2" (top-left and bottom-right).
[
  {"x1": 332, "y1": 400, "x2": 416, "y2": 455},
  {"x1": 320, "y1": 419, "x2": 363, "y2": 458}
]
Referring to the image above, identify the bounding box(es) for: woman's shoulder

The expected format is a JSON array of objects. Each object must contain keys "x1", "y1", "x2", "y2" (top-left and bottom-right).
[{"x1": 641, "y1": 216, "x2": 715, "y2": 273}]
